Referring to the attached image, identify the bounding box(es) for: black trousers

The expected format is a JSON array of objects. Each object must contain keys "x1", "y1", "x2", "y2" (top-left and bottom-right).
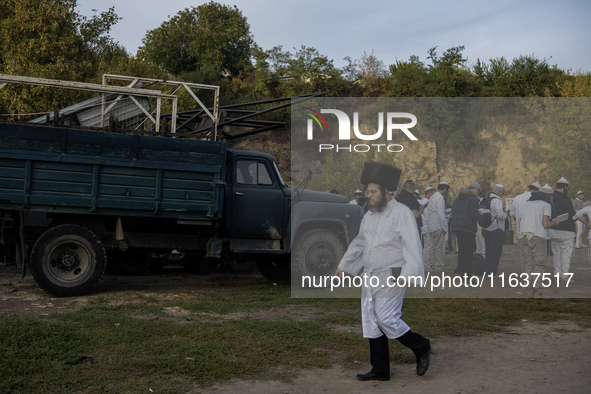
[
  {"x1": 370, "y1": 331, "x2": 430, "y2": 375},
  {"x1": 483, "y1": 228, "x2": 504, "y2": 275},
  {"x1": 369, "y1": 335, "x2": 390, "y2": 375},
  {"x1": 455, "y1": 231, "x2": 476, "y2": 275}
]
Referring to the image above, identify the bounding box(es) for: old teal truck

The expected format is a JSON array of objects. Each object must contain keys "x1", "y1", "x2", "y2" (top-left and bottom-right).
[{"x1": 0, "y1": 122, "x2": 361, "y2": 296}]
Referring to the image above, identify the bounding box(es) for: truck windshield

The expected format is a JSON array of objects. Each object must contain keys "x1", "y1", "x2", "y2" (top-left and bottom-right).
[{"x1": 273, "y1": 161, "x2": 286, "y2": 186}]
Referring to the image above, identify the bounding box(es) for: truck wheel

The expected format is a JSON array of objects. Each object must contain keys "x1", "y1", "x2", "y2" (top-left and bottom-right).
[
  {"x1": 293, "y1": 229, "x2": 345, "y2": 279},
  {"x1": 257, "y1": 257, "x2": 290, "y2": 281},
  {"x1": 29, "y1": 225, "x2": 106, "y2": 297}
]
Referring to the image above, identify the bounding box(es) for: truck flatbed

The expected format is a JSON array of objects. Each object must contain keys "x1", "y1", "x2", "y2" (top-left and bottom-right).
[{"x1": 0, "y1": 122, "x2": 226, "y2": 222}]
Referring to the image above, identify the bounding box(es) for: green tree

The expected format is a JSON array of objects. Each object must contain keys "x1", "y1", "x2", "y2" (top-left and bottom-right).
[
  {"x1": 139, "y1": 1, "x2": 253, "y2": 77},
  {"x1": 284, "y1": 46, "x2": 344, "y2": 95},
  {"x1": 423, "y1": 46, "x2": 481, "y2": 97},
  {"x1": 387, "y1": 46, "x2": 481, "y2": 97},
  {"x1": 1, "y1": 0, "x2": 79, "y2": 81},
  {"x1": 348, "y1": 51, "x2": 393, "y2": 97},
  {"x1": 0, "y1": 0, "x2": 125, "y2": 115},
  {"x1": 248, "y1": 44, "x2": 279, "y2": 98},
  {"x1": 474, "y1": 54, "x2": 567, "y2": 97},
  {"x1": 388, "y1": 55, "x2": 428, "y2": 96},
  {"x1": 473, "y1": 57, "x2": 511, "y2": 96},
  {"x1": 240, "y1": 45, "x2": 346, "y2": 97},
  {"x1": 558, "y1": 72, "x2": 591, "y2": 98}
]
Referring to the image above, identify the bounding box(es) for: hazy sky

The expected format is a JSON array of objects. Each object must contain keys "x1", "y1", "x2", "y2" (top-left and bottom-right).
[{"x1": 76, "y1": 0, "x2": 590, "y2": 73}]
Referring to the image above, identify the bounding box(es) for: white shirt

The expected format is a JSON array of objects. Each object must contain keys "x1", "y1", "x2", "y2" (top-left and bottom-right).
[
  {"x1": 420, "y1": 198, "x2": 429, "y2": 232},
  {"x1": 519, "y1": 199, "x2": 552, "y2": 240},
  {"x1": 511, "y1": 191, "x2": 532, "y2": 237},
  {"x1": 423, "y1": 191, "x2": 447, "y2": 234},
  {"x1": 484, "y1": 193, "x2": 507, "y2": 232},
  {"x1": 574, "y1": 206, "x2": 591, "y2": 240},
  {"x1": 338, "y1": 198, "x2": 424, "y2": 282},
  {"x1": 573, "y1": 197, "x2": 585, "y2": 211}
]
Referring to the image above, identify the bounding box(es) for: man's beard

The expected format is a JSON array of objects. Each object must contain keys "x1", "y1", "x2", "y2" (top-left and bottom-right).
[{"x1": 369, "y1": 194, "x2": 388, "y2": 212}]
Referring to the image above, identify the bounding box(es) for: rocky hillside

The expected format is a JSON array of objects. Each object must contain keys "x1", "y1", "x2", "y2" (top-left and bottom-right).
[{"x1": 229, "y1": 122, "x2": 551, "y2": 202}]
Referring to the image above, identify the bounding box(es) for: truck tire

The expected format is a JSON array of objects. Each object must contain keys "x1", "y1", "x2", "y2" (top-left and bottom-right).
[
  {"x1": 29, "y1": 225, "x2": 106, "y2": 297},
  {"x1": 257, "y1": 256, "x2": 291, "y2": 281},
  {"x1": 293, "y1": 229, "x2": 346, "y2": 279}
]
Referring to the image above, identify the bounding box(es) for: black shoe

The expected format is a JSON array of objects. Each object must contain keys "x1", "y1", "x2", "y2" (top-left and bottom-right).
[
  {"x1": 416, "y1": 342, "x2": 431, "y2": 376},
  {"x1": 355, "y1": 371, "x2": 390, "y2": 381}
]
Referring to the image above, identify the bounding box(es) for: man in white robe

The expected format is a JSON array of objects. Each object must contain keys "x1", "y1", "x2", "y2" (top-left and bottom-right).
[
  {"x1": 423, "y1": 181, "x2": 449, "y2": 272},
  {"x1": 512, "y1": 181, "x2": 542, "y2": 273},
  {"x1": 335, "y1": 162, "x2": 431, "y2": 381},
  {"x1": 574, "y1": 203, "x2": 591, "y2": 263},
  {"x1": 518, "y1": 184, "x2": 561, "y2": 298},
  {"x1": 573, "y1": 191, "x2": 586, "y2": 248}
]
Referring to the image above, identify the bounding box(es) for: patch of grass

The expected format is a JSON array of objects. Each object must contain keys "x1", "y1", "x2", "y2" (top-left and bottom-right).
[
  {"x1": 1, "y1": 276, "x2": 590, "y2": 392},
  {"x1": 402, "y1": 298, "x2": 591, "y2": 337},
  {"x1": 319, "y1": 312, "x2": 360, "y2": 326},
  {"x1": 0, "y1": 308, "x2": 366, "y2": 392}
]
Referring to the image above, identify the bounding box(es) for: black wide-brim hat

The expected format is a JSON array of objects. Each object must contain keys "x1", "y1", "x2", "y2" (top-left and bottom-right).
[{"x1": 360, "y1": 162, "x2": 402, "y2": 191}]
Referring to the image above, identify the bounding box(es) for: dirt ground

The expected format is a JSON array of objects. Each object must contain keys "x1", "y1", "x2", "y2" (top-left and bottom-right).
[
  {"x1": 1, "y1": 244, "x2": 591, "y2": 393},
  {"x1": 208, "y1": 320, "x2": 591, "y2": 394}
]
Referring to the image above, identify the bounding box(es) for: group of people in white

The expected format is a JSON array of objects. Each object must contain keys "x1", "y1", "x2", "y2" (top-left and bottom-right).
[
  {"x1": 510, "y1": 178, "x2": 589, "y2": 298},
  {"x1": 337, "y1": 161, "x2": 591, "y2": 385},
  {"x1": 349, "y1": 176, "x2": 589, "y2": 299},
  {"x1": 338, "y1": 162, "x2": 589, "y2": 383}
]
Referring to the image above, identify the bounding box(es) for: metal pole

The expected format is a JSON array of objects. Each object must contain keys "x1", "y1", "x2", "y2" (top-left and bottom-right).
[{"x1": 156, "y1": 98, "x2": 161, "y2": 133}]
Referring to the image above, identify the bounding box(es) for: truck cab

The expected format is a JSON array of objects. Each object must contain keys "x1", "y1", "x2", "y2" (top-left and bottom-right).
[
  {"x1": 223, "y1": 150, "x2": 290, "y2": 247},
  {"x1": 221, "y1": 149, "x2": 362, "y2": 283}
]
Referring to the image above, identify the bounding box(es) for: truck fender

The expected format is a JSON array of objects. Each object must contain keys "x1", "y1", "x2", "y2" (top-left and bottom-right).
[{"x1": 290, "y1": 201, "x2": 360, "y2": 250}]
